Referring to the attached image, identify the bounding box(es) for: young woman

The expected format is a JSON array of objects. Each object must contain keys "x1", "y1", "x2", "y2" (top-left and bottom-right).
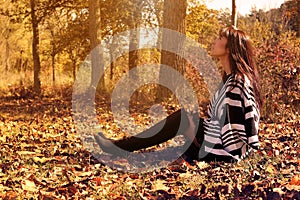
[{"x1": 94, "y1": 26, "x2": 263, "y2": 163}]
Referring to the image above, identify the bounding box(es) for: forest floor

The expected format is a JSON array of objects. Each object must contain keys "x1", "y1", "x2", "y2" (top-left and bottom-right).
[{"x1": 0, "y1": 89, "x2": 299, "y2": 200}]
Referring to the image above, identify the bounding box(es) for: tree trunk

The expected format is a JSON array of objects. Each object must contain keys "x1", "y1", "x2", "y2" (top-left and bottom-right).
[
  {"x1": 154, "y1": 1, "x2": 163, "y2": 50},
  {"x1": 109, "y1": 41, "x2": 115, "y2": 80},
  {"x1": 72, "y1": 59, "x2": 76, "y2": 81},
  {"x1": 50, "y1": 29, "x2": 56, "y2": 85},
  {"x1": 128, "y1": 0, "x2": 141, "y2": 81},
  {"x1": 51, "y1": 52, "x2": 55, "y2": 84},
  {"x1": 5, "y1": 39, "x2": 9, "y2": 72},
  {"x1": 231, "y1": 0, "x2": 237, "y2": 26},
  {"x1": 89, "y1": 0, "x2": 104, "y2": 91},
  {"x1": 30, "y1": 0, "x2": 41, "y2": 94},
  {"x1": 157, "y1": 0, "x2": 187, "y2": 100},
  {"x1": 128, "y1": 30, "x2": 140, "y2": 81},
  {"x1": 297, "y1": 0, "x2": 300, "y2": 37}
]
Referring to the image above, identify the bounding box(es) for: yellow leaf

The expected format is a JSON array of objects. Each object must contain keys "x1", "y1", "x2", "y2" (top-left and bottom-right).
[
  {"x1": 196, "y1": 161, "x2": 210, "y2": 169},
  {"x1": 266, "y1": 164, "x2": 277, "y2": 174},
  {"x1": 21, "y1": 180, "x2": 37, "y2": 192},
  {"x1": 0, "y1": 136, "x2": 5, "y2": 142},
  {"x1": 152, "y1": 180, "x2": 170, "y2": 191},
  {"x1": 74, "y1": 171, "x2": 93, "y2": 177},
  {"x1": 33, "y1": 157, "x2": 50, "y2": 164},
  {"x1": 17, "y1": 151, "x2": 36, "y2": 155}
]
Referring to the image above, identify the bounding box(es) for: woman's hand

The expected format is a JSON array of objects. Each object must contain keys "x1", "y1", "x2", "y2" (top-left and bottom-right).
[{"x1": 184, "y1": 115, "x2": 200, "y2": 147}]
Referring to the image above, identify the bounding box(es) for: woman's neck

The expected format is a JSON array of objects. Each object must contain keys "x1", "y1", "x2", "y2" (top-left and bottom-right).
[{"x1": 219, "y1": 56, "x2": 231, "y2": 75}]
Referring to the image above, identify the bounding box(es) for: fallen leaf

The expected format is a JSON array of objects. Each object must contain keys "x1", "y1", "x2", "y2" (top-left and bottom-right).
[
  {"x1": 2, "y1": 191, "x2": 17, "y2": 200},
  {"x1": 21, "y1": 180, "x2": 37, "y2": 192},
  {"x1": 93, "y1": 177, "x2": 101, "y2": 186},
  {"x1": 290, "y1": 174, "x2": 300, "y2": 185},
  {"x1": 33, "y1": 157, "x2": 51, "y2": 164},
  {"x1": 196, "y1": 161, "x2": 210, "y2": 169},
  {"x1": 266, "y1": 164, "x2": 277, "y2": 174},
  {"x1": 152, "y1": 180, "x2": 170, "y2": 191},
  {"x1": 17, "y1": 151, "x2": 39, "y2": 155}
]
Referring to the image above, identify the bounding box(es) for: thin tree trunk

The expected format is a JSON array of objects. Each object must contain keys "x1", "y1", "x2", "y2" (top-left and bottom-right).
[
  {"x1": 109, "y1": 43, "x2": 114, "y2": 80},
  {"x1": 72, "y1": 59, "x2": 76, "y2": 81},
  {"x1": 154, "y1": 1, "x2": 163, "y2": 50},
  {"x1": 128, "y1": 0, "x2": 141, "y2": 81},
  {"x1": 297, "y1": 0, "x2": 300, "y2": 37},
  {"x1": 30, "y1": 0, "x2": 41, "y2": 94},
  {"x1": 50, "y1": 29, "x2": 56, "y2": 85},
  {"x1": 231, "y1": 0, "x2": 237, "y2": 26},
  {"x1": 5, "y1": 39, "x2": 9, "y2": 72},
  {"x1": 128, "y1": 31, "x2": 140, "y2": 80},
  {"x1": 89, "y1": 0, "x2": 104, "y2": 91},
  {"x1": 52, "y1": 53, "x2": 55, "y2": 84}
]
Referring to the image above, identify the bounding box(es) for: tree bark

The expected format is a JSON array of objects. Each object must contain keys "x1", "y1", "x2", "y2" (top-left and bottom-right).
[
  {"x1": 5, "y1": 39, "x2": 9, "y2": 72},
  {"x1": 108, "y1": 37, "x2": 116, "y2": 80},
  {"x1": 30, "y1": 0, "x2": 41, "y2": 94},
  {"x1": 51, "y1": 52, "x2": 55, "y2": 84},
  {"x1": 128, "y1": 0, "x2": 141, "y2": 81},
  {"x1": 297, "y1": 0, "x2": 300, "y2": 37},
  {"x1": 231, "y1": 0, "x2": 237, "y2": 26},
  {"x1": 157, "y1": 0, "x2": 187, "y2": 100},
  {"x1": 89, "y1": 0, "x2": 104, "y2": 91}
]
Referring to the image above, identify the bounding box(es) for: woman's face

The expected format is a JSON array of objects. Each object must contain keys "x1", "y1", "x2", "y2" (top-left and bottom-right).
[{"x1": 210, "y1": 36, "x2": 229, "y2": 58}]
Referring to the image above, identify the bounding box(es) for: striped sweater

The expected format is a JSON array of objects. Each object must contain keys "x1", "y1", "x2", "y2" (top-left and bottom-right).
[{"x1": 198, "y1": 73, "x2": 260, "y2": 162}]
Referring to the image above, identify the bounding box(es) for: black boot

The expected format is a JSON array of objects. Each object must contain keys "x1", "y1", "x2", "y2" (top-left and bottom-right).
[{"x1": 94, "y1": 109, "x2": 190, "y2": 155}]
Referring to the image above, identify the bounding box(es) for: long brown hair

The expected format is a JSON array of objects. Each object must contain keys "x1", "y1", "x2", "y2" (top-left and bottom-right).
[{"x1": 220, "y1": 26, "x2": 263, "y2": 110}]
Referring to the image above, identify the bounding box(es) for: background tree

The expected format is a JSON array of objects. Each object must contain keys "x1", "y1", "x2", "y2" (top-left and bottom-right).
[
  {"x1": 231, "y1": 0, "x2": 237, "y2": 26},
  {"x1": 128, "y1": 0, "x2": 143, "y2": 81},
  {"x1": 89, "y1": 0, "x2": 104, "y2": 91},
  {"x1": 0, "y1": 0, "x2": 299, "y2": 122},
  {"x1": 186, "y1": 4, "x2": 220, "y2": 48},
  {"x1": 157, "y1": 0, "x2": 188, "y2": 101},
  {"x1": 30, "y1": 0, "x2": 41, "y2": 94},
  {"x1": 297, "y1": 0, "x2": 300, "y2": 37},
  {"x1": 63, "y1": 10, "x2": 89, "y2": 81},
  {"x1": 42, "y1": 2, "x2": 88, "y2": 84},
  {"x1": 2, "y1": 0, "x2": 82, "y2": 94},
  {"x1": 280, "y1": 0, "x2": 299, "y2": 32}
]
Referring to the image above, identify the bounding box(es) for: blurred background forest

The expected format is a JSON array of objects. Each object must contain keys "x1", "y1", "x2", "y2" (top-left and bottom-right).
[{"x1": 0, "y1": 0, "x2": 299, "y2": 122}]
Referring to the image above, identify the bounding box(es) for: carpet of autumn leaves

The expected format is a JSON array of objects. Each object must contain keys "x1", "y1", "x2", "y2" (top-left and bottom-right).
[{"x1": 0, "y1": 87, "x2": 299, "y2": 200}]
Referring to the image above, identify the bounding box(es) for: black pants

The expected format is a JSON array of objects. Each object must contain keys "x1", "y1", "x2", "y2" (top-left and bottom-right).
[{"x1": 113, "y1": 109, "x2": 204, "y2": 160}]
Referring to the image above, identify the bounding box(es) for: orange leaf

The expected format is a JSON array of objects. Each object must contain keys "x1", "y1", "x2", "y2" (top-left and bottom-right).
[
  {"x1": 267, "y1": 150, "x2": 273, "y2": 157},
  {"x1": 93, "y1": 177, "x2": 102, "y2": 186},
  {"x1": 290, "y1": 174, "x2": 300, "y2": 185},
  {"x1": 3, "y1": 191, "x2": 17, "y2": 200}
]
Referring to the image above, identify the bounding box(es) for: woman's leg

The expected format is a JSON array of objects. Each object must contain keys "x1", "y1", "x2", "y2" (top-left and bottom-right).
[{"x1": 95, "y1": 109, "x2": 190, "y2": 153}]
